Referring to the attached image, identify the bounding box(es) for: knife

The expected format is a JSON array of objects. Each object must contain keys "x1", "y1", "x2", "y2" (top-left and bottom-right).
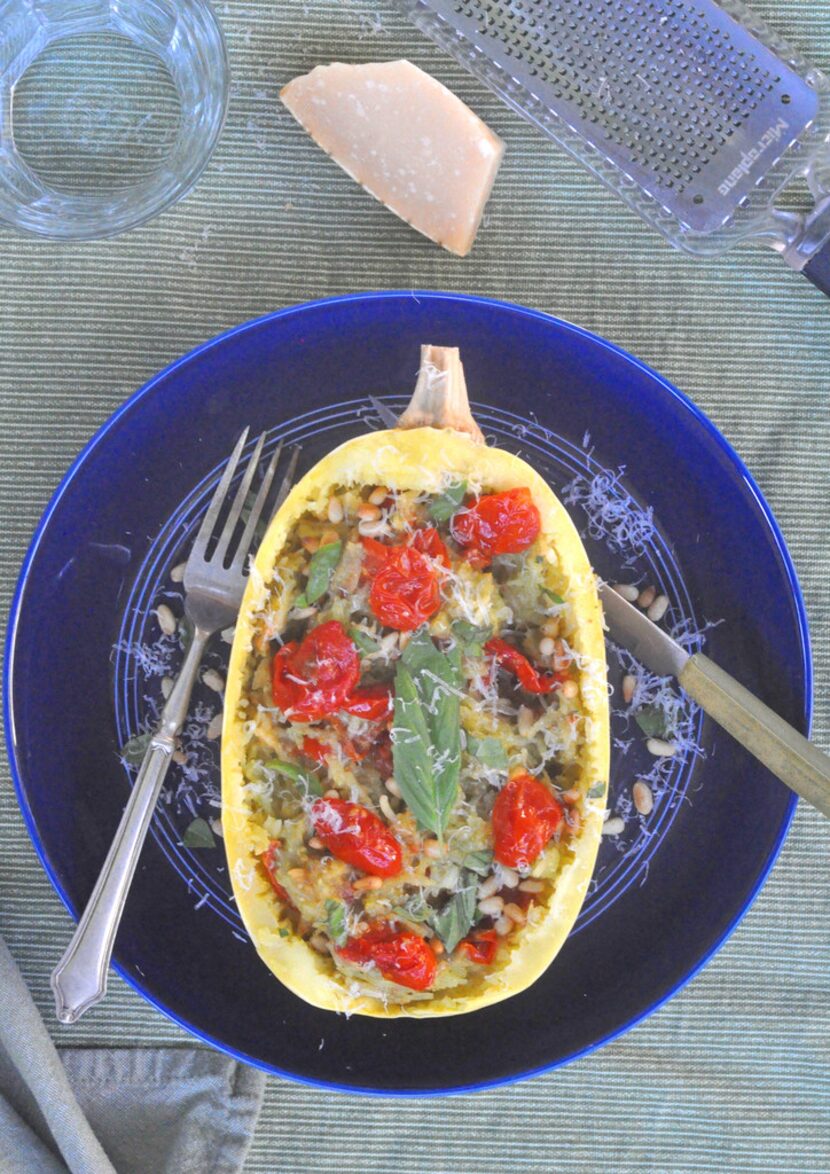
[{"x1": 600, "y1": 583, "x2": 830, "y2": 819}]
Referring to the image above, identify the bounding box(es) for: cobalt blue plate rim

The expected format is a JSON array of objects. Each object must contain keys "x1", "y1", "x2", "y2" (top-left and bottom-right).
[{"x1": 4, "y1": 290, "x2": 810, "y2": 1096}]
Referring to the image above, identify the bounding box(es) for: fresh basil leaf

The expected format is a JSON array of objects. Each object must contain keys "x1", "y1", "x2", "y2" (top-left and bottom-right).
[
  {"x1": 351, "y1": 627, "x2": 380, "y2": 655},
  {"x1": 392, "y1": 629, "x2": 462, "y2": 838},
  {"x1": 265, "y1": 758, "x2": 324, "y2": 797},
  {"x1": 265, "y1": 758, "x2": 302, "y2": 779},
  {"x1": 467, "y1": 736, "x2": 508, "y2": 770},
  {"x1": 294, "y1": 592, "x2": 308, "y2": 609},
  {"x1": 392, "y1": 897, "x2": 431, "y2": 924},
  {"x1": 587, "y1": 781, "x2": 606, "y2": 800},
  {"x1": 429, "y1": 870, "x2": 478, "y2": 953},
  {"x1": 120, "y1": 732, "x2": 153, "y2": 766},
  {"x1": 183, "y1": 817, "x2": 215, "y2": 849},
  {"x1": 634, "y1": 705, "x2": 669, "y2": 739},
  {"x1": 428, "y1": 479, "x2": 467, "y2": 523},
  {"x1": 325, "y1": 899, "x2": 347, "y2": 946},
  {"x1": 451, "y1": 619, "x2": 493, "y2": 655},
  {"x1": 542, "y1": 587, "x2": 565, "y2": 605},
  {"x1": 462, "y1": 849, "x2": 494, "y2": 877},
  {"x1": 303, "y1": 540, "x2": 342, "y2": 605}
]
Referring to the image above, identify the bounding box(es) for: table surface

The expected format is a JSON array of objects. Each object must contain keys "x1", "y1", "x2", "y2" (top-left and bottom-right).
[{"x1": 1, "y1": 1, "x2": 828, "y2": 1169}]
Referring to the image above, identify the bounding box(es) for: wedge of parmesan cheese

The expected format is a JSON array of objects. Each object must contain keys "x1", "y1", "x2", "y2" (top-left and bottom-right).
[{"x1": 280, "y1": 60, "x2": 504, "y2": 257}]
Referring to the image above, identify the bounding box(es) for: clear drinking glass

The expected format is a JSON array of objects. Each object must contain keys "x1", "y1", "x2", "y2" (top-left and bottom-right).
[{"x1": 0, "y1": 0, "x2": 229, "y2": 239}]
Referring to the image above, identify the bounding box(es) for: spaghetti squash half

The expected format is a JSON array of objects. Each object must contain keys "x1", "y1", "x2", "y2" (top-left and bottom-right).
[{"x1": 222, "y1": 346, "x2": 609, "y2": 1017}]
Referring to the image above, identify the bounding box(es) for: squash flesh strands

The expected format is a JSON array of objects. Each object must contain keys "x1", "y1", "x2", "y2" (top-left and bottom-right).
[{"x1": 222, "y1": 347, "x2": 609, "y2": 1017}]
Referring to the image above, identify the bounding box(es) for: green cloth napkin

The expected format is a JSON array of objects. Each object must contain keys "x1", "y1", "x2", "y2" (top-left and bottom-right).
[
  {"x1": 0, "y1": 0, "x2": 828, "y2": 1170},
  {"x1": 0, "y1": 932, "x2": 264, "y2": 1173}
]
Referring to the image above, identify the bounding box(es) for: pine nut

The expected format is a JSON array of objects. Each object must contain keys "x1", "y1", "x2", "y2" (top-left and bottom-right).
[
  {"x1": 539, "y1": 636, "x2": 556, "y2": 657},
  {"x1": 324, "y1": 789, "x2": 339, "y2": 799},
  {"x1": 161, "y1": 676, "x2": 173, "y2": 700},
  {"x1": 206, "y1": 713, "x2": 223, "y2": 741},
  {"x1": 308, "y1": 836, "x2": 324, "y2": 850},
  {"x1": 170, "y1": 562, "x2": 186, "y2": 583},
  {"x1": 172, "y1": 749, "x2": 187, "y2": 765},
  {"x1": 358, "y1": 519, "x2": 389, "y2": 538},
  {"x1": 288, "y1": 867, "x2": 308, "y2": 881},
  {"x1": 301, "y1": 536, "x2": 320, "y2": 553},
  {"x1": 632, "y1": 780, "x2": 654, "y2": 815},
  {"x1": 430, "y1": 938, "x2": 445, "y2": 956},
  {"x1": 309, "y1": 933, "x2": 329, "y2": 954},
  {"x1": 498, "y1": 867, "x2": 519, "y2": 889},
  {"x1": 291, "y1": 605, "x2": 319, "y2": 621},
  {"x1": 612, "y1": 583, "x2": 639, "y2": 602},
  {"x1": 368, "y1": 486, "x2": 388, "y2": 506},
  {"x1": 647, "y1": 594, "x2": 669, "y2": 623},
  {"x1": 561, "y1": 679, "x2": 579, "y2": 700},
  {"x1": 553, "y1": 640, "x2": 572, "y2": 672},
  {"x1": 423, "y1": 839, "x2": 443, "y2": 859},
  {"x1": 602, "y1": 816, "x2": 625, "y2": 836},
  {"x1": 327, "y1": 496, "x2": 344, "y2": 524},
  {"x1": 647, "y1": 738, "x2": 677, "y2": 757},
  {"x1": 210, "y1": 817, "x2": 223, "y2": 838},
  {"x1": 379, "y1": 794, "x2": 396, "y2": 823},
  {"x1": 384, "y1": 777, "x2": 402, "y2": 798},
  {"x1": 319, "y1": 528, "x2": 341, "y2": 548},
  {"x1": 477, "y1": 874, "x2": 501, "y2": 899},
  {"x1": 622, "y1": 674, "x2": 637, "y2": 704},
  {"x1": 542, "y1": 617, "x2": 560, "y2": 637},
  {"x1": 565, "y1": 808, "x2": 582, "y2": 834},
  {"x1": 494, "y1": 915, "x2": 512, "y2": 936},
  {"x1": 357, "y1": 503, "x2": 381, "y2": 521},
  {"x1": 518, "y1": 705, "x2": 535, "y2": 736},
  {"x1": 637, "y1": 584, "x2": 657, "y2": 609},
  {"x1": 352, "y1": 875, "x2": 383, "y2": 893},
  {"x1": 202, "y1": 668, "x2": 225, "y2": 693},
  {"x1": 503, "y1": 902, "x2": 526, "y2": 925},
  {"x1": 561, "y1": 787, "x2": 581, "y2": 805},
  {"x1": 156, "y1": 604, "x2": 176, "y2": 636},
  {"x1": 478, "y1": 895, "x2": 504, "y2": 916},
  {"x1": 519, "y1": 879, "x2": 544, "y2": 893}
]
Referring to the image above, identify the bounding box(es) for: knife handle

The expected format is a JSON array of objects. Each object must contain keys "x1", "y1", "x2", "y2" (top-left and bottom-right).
[{"x1": 679, "y1": 653, "x2": 830, "y2": 819}]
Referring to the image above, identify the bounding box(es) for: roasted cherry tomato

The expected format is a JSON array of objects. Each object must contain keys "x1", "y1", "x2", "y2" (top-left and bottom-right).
[
  {"x1": 451, "y1": 487, "x2": 541, "y2": 567},
  {"x1": 360, "y1": 535, "x2": 390, "y2": 577},
  {"x1": 302, "y1": 736, "x2": 331, "y2": 765},
  {"x1": 311, "y1": 798, "x2": 403, "y2": 877},
  {"x1": 341, "y1": 682, "x2": 394, "y2": 721},
  {"x1": 485, "y1": 637, "x2": 561, "y2": 694},
  {"x1": 261, "y1": 841, "x2": 291, "y2": 904},
  {"x1": 363, "y1": 541, "x2": 441, "y2": 631},
  {"x1": 339, "y1": 924, "x2": 437, "y2": 990},
  {"x1": 409, "y1": 525, "x2": 450, "y2": 567},
  {"x1": 271, "y1": 621, "x2": 360, "y2": 721},
  {"x1": 492, "y1": 773, "x2": 563, "y2": 869},
  {"x1": 458, "y1": 929, "x2": 499, "y2": 965},
  {"x1": 369, "y1": 730, "x2": 394, "y2": 778}
]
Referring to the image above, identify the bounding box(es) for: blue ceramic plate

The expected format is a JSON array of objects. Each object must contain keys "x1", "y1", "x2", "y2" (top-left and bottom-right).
[{"x1": 5, "y1": 292, "x2": 809, "y2": 1095}]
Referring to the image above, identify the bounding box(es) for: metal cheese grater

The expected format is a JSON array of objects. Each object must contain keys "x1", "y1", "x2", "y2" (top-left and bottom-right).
[{"x1": 395, "y1": 0, "x2": 830, "y2": 293}]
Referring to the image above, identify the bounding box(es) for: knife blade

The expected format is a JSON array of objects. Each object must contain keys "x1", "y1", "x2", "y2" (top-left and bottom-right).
[{"x1": 599, "y1": 582, "x2": 830, "y2": 818}]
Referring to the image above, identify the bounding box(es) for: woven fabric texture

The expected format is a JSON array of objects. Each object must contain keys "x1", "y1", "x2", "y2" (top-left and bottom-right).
[{"x1": 0, "y1": 1, "x2": 828, "y2": 1170}]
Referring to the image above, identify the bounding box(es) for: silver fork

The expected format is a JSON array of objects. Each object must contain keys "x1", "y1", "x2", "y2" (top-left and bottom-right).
[{"x1": 51, "y1": 429, "x2": 299, "y2": 1024}]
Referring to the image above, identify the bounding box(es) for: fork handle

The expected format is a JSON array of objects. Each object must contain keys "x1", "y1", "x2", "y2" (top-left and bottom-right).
[{"x1": 51, "y1": 626, "x2": 211, "y2": 1023}]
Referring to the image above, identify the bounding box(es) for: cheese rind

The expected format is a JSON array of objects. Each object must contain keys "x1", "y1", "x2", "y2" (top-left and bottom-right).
[{"x1": 280, "y1": 60, "x2": 504, "y2": 257}]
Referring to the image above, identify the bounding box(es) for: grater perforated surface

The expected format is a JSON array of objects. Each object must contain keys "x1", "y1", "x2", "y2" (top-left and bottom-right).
[{"x1": 404, "y1": 0, "x2": 820, "y2": 233}]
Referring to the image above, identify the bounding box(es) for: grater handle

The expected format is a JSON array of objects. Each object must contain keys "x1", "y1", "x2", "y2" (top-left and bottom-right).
[{"x1": 801, "y1": 240, "x2": 830, "y2": 297}]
